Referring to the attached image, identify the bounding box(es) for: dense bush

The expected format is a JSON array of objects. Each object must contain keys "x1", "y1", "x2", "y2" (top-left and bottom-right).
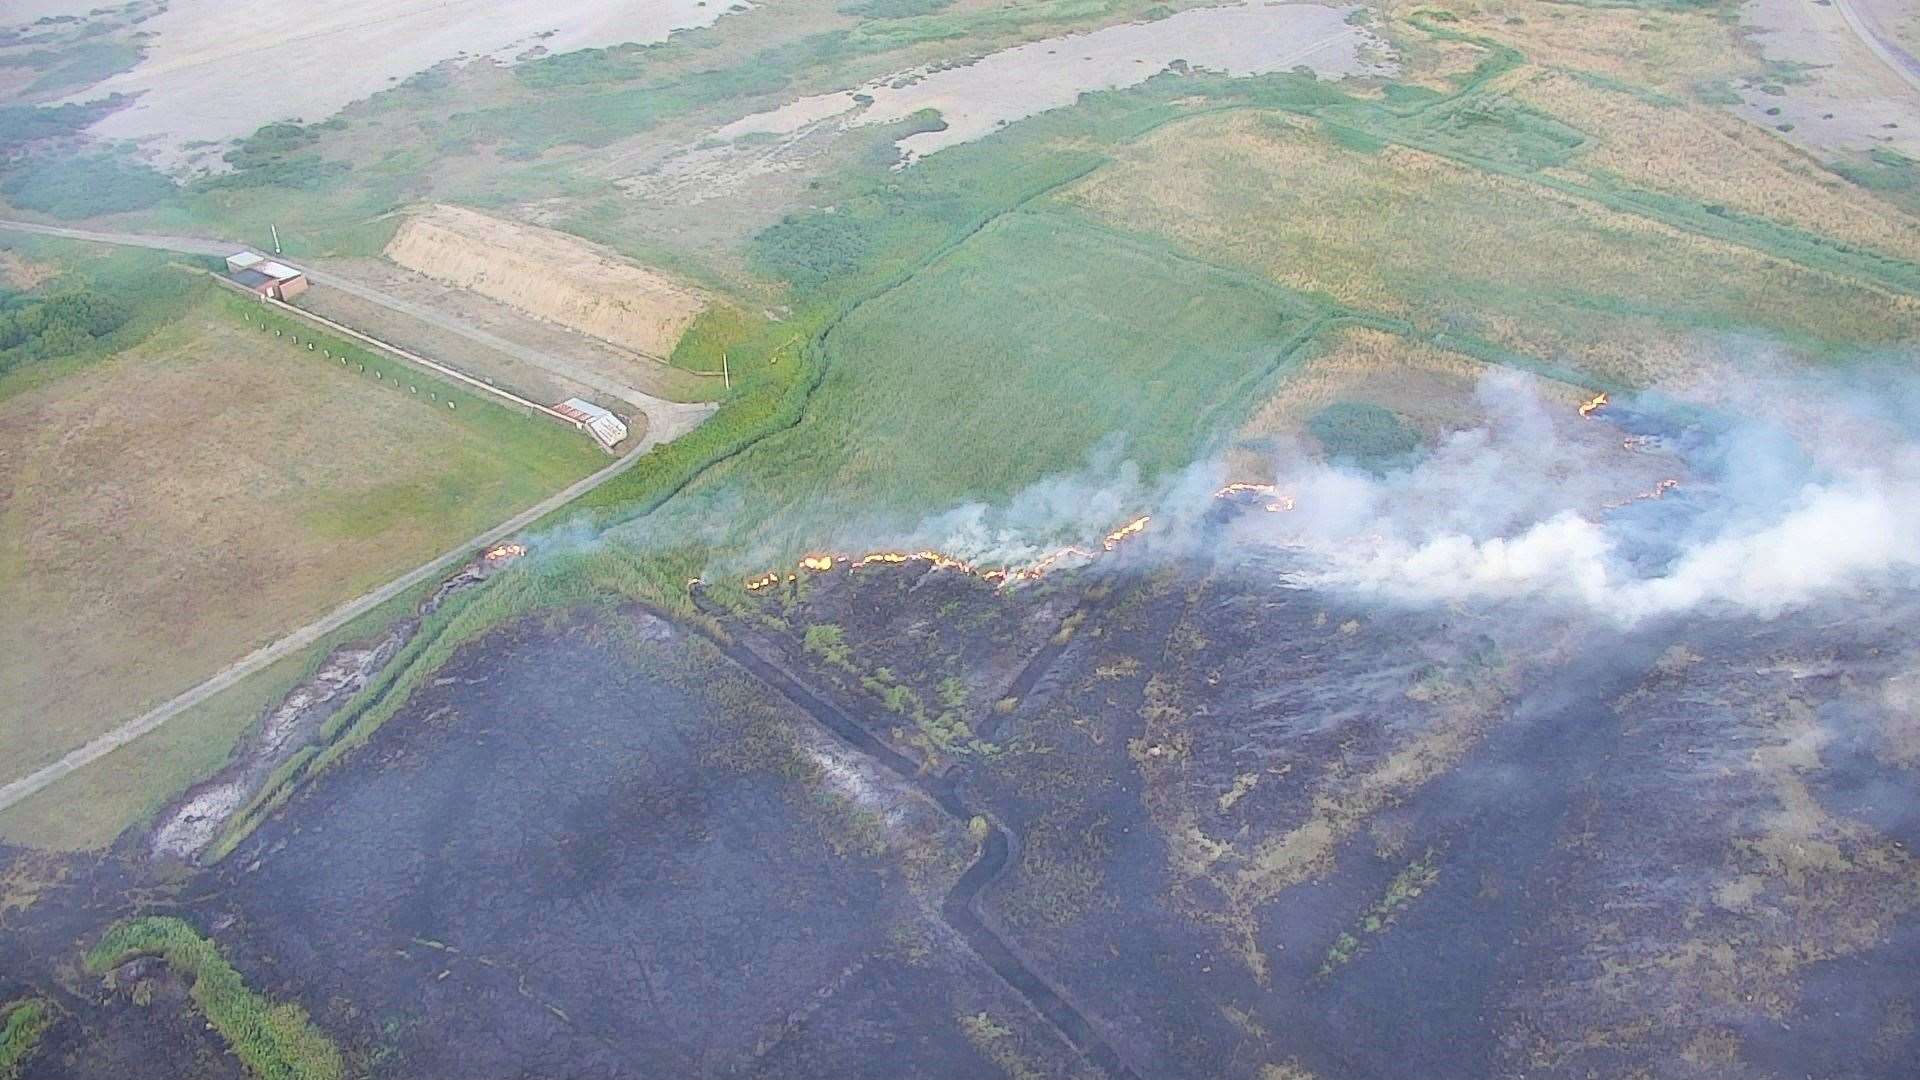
[
  {"x1": 0, "y1": 97, "x2": 119, "y2": 152},
  {"x1": 0, "y1": 286, "x2": 130, "y2": 372},
  {"x1": 1308, "y1": 401, "x2": 1423, "y2": 473},
  {"x1": 197, "y1": 118, "x2": 349, "y2": 192},
  {"x1": 0, "y1": 153, "x2": 174, "y2": 217}
]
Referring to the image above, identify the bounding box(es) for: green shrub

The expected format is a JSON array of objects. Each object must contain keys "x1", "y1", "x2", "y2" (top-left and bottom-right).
[
  {"x1": 804, "y1": 623, "x2": 852, "y2": 667},
  {"x1": 1308, "y1": 401, "x2": 1422, "y2": 473},
  {"x1": 0, "y1": 97, "x2": 123, "y2": 153},
  {"x1": 0, "y1": 999, "x2": 51, "y2": 1080},
  {"x1": 0, "y1": 286, "x2": 130, "y2": 371},
  {"x1": 22, "y1": 39, "x2": 141, "y2": 94},
  {"x1": 85, "y1": 917, "x2": 343, "y2": 1080}
]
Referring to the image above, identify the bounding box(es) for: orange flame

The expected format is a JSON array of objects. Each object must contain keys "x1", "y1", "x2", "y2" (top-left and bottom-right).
[
  {"x1": 1603, "y1": 478, "x2": 1680, "y2": 509},
  {"x1": 484, "y1": 543, "x2": 527, "y2": 562},
  {"x1": 1103, "y1": 515, "x2": 1151, "y2": 550},
  {"x1": 1213, "y1": 481, "x2": 1294, "y2": 512},
  {"x1": 737, "y1": 482, "x2": 1307, "y2": 591},
  {"x1": 1579, "y1": 392, "x2": 1608, "y2": 418}
]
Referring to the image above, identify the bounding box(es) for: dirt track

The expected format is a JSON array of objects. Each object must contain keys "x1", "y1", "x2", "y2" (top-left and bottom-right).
[
  {"x1": 0, "y1": 219, "x2": 718, "y2": 443},
  {"x1": 1834, "y1": 0, "x2": 1920, "y2": 94}
]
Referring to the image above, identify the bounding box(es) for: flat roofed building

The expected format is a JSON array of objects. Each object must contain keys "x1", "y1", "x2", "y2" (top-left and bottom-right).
[{"x1": 225, "y1": 252, "x2": 310, "y2": 300}]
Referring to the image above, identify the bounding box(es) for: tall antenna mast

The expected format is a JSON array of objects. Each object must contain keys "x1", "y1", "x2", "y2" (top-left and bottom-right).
[{"x1": 270, "y1": 224, "x2": 281, "y2": 254}]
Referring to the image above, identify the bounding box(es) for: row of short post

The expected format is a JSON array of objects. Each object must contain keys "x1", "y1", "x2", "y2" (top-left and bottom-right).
[{"x1": 243, "y1": 308, "x2": 456, "y2": 410}]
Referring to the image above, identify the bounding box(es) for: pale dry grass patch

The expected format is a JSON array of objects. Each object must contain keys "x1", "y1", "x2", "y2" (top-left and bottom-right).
[
  {"x1": 0, "y1": 250, "x2": 55, "y2": 290},
  {"x1": 0, "y1": 304, "x2": 597, "y2": 789},
  {"x1": 1386, "y1": 0, "x2": 1743, "y2": 90},
  {"x1": 1064, "y1": 110, "x2": 1920, "y2": 381},
  {"x1": 1511, "y1": 69, "x2": 1920, "y2": 261}
]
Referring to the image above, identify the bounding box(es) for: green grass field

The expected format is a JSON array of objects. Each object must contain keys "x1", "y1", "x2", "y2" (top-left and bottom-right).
[{"x1": 793, "y1": 210, "x2": 1317, "y2": 520}]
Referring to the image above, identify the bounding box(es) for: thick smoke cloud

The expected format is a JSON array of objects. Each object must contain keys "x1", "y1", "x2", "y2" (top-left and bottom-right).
[
  {"x1": 914, "y1": 433, "x2": 1219, "y2": 563},
  {"x1": 1240, "y1": 367, "x2": 1920, "y2": 625},
  {"x1": 903, "y1": 364, "x2": 1920, "y2": 627}
]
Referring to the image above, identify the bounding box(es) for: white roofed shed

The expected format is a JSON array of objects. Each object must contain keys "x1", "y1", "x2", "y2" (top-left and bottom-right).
[{"x1": 551, "y1": 398, "x2": 629, "y2": 449}]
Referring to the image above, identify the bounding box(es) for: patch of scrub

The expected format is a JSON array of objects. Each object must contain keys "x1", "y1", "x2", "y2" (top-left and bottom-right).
[
  {"x1": 717, "y1": 0, "x2": 1391, "y2": 164},
  {"x1": 69, "y1": 0, "x2": 752, "y2": 171}
]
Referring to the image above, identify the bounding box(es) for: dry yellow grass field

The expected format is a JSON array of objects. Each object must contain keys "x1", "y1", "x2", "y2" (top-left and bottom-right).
[
  {"x1": 1062, "y1": 111, "x2": 1920, "y2": 383},
  {"x1": 1512, "y1": 69, "x2": 1920, "y2": 262},
  {"x1": 1386, "y1": 1, "x2": 1743, "y2": 90},
  {"x1": 0, "y1": 302, "x2": 599, "y2": 792},
  {"x1": 385, "y1": 203, "x2": 711, "y2": 360}
]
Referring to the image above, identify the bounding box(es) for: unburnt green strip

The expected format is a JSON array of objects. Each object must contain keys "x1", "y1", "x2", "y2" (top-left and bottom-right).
[
  {"x1": 0, "y1": 999, "x2": 51, "y2": 1080},
  {"x1": 85, "y1": 916, "x2": 343, "y2": 1080}
]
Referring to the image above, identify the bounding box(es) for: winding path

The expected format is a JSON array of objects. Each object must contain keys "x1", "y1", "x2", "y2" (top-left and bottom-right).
[{"x1": 1830, "y1": 0, "x2": 1920, "y2": 96}]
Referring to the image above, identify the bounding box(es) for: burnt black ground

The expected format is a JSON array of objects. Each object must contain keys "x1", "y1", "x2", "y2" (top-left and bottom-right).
[{"x1": 5, "y1": 563, "x2": 1920, "y2": 1080}]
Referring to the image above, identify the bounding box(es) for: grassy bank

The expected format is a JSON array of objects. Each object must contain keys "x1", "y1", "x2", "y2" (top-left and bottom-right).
[{"x1": 85, "y1": 917, "x2": 342, "y2": 1080}]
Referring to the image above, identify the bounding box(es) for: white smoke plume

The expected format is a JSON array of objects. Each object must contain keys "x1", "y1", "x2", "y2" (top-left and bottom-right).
[
  {"x1": 911, "y1": 433, "x2": 1221, "y2": 564},
  {"x1": 1239, "y1": 367, "x2": 1920, "y2": 626}
]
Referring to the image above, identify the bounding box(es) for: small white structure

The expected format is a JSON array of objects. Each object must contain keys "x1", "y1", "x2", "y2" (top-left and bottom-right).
[
  {"x1": 551, "y1": 398, "x2": 629, "y2": 449},
  {"x1": 225, "y1": 251, "x2": 310, "y2": 299}
]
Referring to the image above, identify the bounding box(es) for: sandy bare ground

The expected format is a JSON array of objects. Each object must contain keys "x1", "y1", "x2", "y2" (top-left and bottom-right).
[
  {"x1": 384, "y1": 204, "x2": 710, "y2": 361},
  {"x1": 716, "y1": 1, "x2": 1390, "y2": 164},
  {"x1": 1735, "y1": 0, "x2": 1920, "y2": 157},
  {"x1": 1839, "y1": 0, "x2": 1920, "y2": 92},
  {"x1": 305, "y1": 257, "x2": 720, "y2": 407},
  {"x1": 68, "y1": 0, "x2": 750, "y2": 171}
]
